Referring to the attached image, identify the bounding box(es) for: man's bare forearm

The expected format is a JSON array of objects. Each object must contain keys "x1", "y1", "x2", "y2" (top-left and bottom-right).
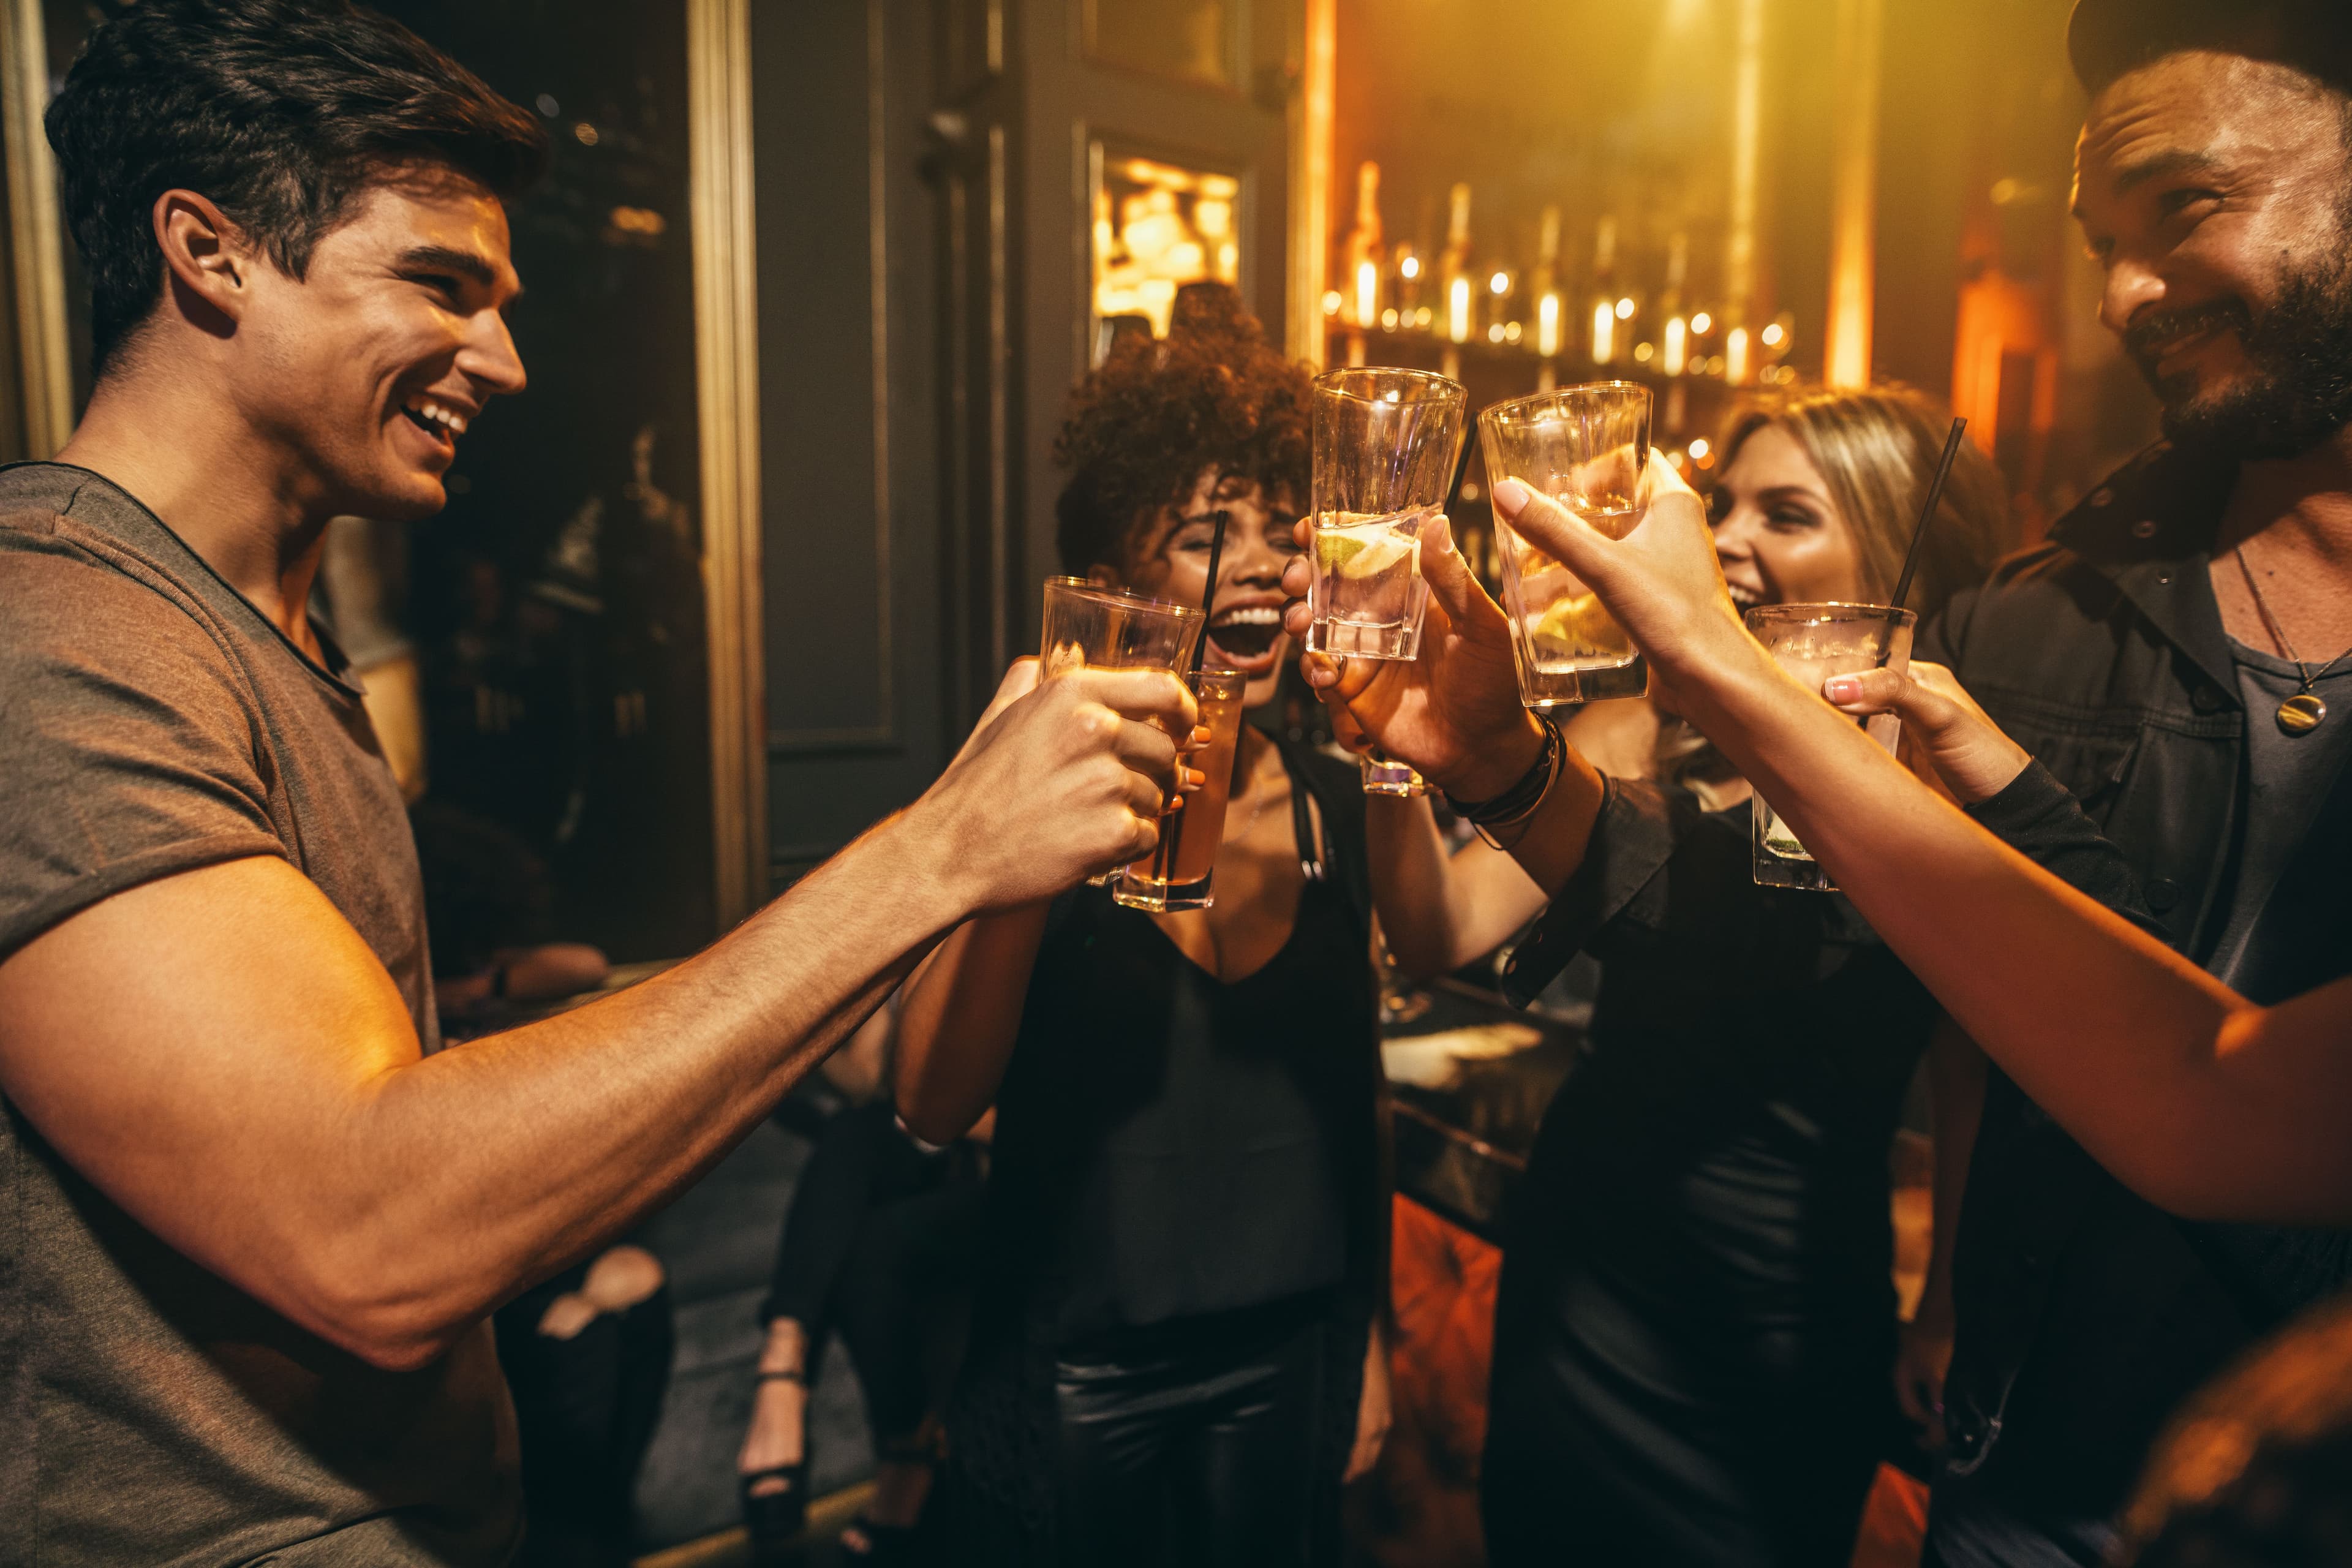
[
  {"x1": 1671, "y1": 648, "x2": 2350, "y2": 1221},
  {"x1": 1482, "y1": 473, "x2": 2352, "y2": 1219},
  {"x1": 0, "y1": 663, "x2": 1194, "y2": 1369},
  {"x1": 328, "y1": 802, "x2": 984, "y2": 1362}
]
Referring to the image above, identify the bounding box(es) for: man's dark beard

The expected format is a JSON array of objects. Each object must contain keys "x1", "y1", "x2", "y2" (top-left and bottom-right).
[{"x1": 2128, "y1": 247, "x2": 2352, "y2": 461}]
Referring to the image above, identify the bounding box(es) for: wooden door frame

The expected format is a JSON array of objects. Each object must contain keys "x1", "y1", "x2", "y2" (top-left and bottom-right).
[
  {"x1": 1, "y1": 0, "x2": 72, "y2": 457},
  {"x1": 687, "y1": 0, "x2": 769, "y2": 929}
]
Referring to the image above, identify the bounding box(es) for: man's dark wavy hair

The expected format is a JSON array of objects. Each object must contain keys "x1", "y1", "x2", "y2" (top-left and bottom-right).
[
  {"x1": 1054, "y1": 283, "x2": 1313, "y2": 575},
  {"x1": 45, "y1": 0, "x2": 547, "y2": 374}
]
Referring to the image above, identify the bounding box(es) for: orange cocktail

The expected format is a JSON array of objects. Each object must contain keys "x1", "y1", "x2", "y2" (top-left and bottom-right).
[{"x1": 1114, "y1": 668, "x2": 1248, "y2": 912}]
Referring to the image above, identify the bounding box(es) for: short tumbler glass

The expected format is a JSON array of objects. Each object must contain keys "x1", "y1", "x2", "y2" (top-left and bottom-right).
[
  {"x1": 1306, "y1": 368, "x2": 1468, "y2": 663},
  {"x1": 1039, "y1": 576, "x2": 1205, "y2": 679},
  {"x1": 1477, "y1": 381, "x2": 1651, "y2": 707},
  {"x1": 1747, "y1": 603, "x2": 1916, "y2": 892}
]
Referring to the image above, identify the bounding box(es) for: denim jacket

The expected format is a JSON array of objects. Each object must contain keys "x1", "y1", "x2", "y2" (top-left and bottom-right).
[{"x1": 1917, "y1": 442, "x2": 2352, "y2": 1567}]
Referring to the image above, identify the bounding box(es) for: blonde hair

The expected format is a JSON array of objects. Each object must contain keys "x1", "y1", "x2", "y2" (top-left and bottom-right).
[{"x1": 1719, "y1": 384, "x2": 2010, "y2": 622}]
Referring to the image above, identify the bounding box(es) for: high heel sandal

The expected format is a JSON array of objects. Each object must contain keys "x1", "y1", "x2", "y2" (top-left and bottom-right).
[
  {"x1": 737, "y1": 1368, "x2": 809, "y2": 1550},
  {"x1": 837, "y1": 1432, "x2": 939, "y2": 1565},
  {"x1": 837, "y1": 1515, "x2": 920, "y2": 1564}
]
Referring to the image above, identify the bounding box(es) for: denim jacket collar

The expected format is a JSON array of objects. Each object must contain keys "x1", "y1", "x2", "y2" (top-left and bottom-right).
[{"x1": 2046, "y1": 442, "x2": 2242, "y2": 699}]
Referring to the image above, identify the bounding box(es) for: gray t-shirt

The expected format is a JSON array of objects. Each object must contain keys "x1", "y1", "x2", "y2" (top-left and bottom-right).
[
  {"x1": 2210, "y1": 639, "x2": 2352, "y2": 990},
  {"x1": 0, "y1": 464, "x2": 518, "y2": 1564}
]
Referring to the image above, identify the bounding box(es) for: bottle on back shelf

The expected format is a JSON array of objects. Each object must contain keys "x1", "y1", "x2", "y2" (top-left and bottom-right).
[
  {"x1": 1341, "y1": 160, "x2": 1386, "y2": 330},
  {"x1": 1439, "y1": 182, "x2": 1473, "y2": 348}
]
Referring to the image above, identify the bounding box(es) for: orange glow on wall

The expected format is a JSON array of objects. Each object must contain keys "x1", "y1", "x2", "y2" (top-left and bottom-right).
[
  {"x1": 1951, "y1": 269, "x2": 2060, "y2": 530},
  {"x1": 1824, "y1": 0, "x2": 1883, "y2": 390},
  {"x1": 1725, "y1": 0, "x2": 1765, "y2": 330},
  {"x1": 1291, "y1": 0, "x2": 1336, "y2": 366}
]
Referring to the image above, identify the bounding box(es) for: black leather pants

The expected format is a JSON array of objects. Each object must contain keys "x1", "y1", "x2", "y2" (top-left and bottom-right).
[{"x1": 1051, "y1": 1295, "x2": 1332, "y2": 1567}]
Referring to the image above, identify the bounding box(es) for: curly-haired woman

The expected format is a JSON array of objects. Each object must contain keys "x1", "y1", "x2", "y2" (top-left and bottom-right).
[{"x1": 893, "y1": 285, "x2": 1482, "y2": 1564}]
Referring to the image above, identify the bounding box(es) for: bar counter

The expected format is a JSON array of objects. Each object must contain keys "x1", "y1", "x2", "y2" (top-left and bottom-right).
[
  {"x1": 1381, "y1": 974, "x2": 1581, "y2": 1239},
  {"x1": 1355, "y1": 975, "x2": 1580, "y2": 1563}
]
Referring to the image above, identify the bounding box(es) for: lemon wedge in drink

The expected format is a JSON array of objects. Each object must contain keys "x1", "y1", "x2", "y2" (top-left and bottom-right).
[
  {"x1": 1528, "y1": 592, "x2": 1630, "y2": 661},
  {"x1": 1318, "y1": 530, "x2": 1415, "y2": 581},
  {"x1": 1314, "y1": 532, "x2": 1363, "y2": 575}
]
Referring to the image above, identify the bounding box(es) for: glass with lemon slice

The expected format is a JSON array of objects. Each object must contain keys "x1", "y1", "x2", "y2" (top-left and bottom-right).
[
  {"x1": 1477, "y1": 382, "x2": 1652, "y2": 707},
  {"x1": 1306, "y1": 368, "x2": 1467, "y2": 662}
]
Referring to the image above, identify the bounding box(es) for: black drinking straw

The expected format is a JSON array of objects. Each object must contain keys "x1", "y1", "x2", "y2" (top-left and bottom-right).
[
  {"x1": 1877, "y1": 417, "x2": 1969, "y2": 666},
  {"x1": 1189, "y1": 508, "x2": 1230, "y2": 676},
  {"x1": 1445, "y1": 424, "x2": 1477, "y2": 510}
]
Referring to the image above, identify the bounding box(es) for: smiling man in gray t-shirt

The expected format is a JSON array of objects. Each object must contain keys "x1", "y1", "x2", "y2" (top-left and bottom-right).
[{"x1": 0, "y1": 4, "x2": 1191, "y2": 1562}]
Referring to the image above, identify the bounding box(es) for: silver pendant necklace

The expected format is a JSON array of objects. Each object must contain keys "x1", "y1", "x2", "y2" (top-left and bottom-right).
[{"x1": 2236, "y1": 546, "x2": 2352, "y2": 736}]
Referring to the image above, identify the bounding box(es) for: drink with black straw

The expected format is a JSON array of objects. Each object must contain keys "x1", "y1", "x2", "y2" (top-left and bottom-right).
[
  {"x1": 1745, "y1": 417, "x2": 1966, "y2": 891},
  {"x1": 1037, "y1": 574, "x2": 1204, "y2": 886},
  {"x1": 1117, "y1": 510, "x2": 1252, "y2": 911}
]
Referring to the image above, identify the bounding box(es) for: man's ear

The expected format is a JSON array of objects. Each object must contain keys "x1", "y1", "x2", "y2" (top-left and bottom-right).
[{"x1": 152, "y1": 189, "x2": 252, "y2": 334}]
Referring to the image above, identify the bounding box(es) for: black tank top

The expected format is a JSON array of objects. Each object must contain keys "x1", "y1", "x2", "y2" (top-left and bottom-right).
[{"x1": 986, "y1": 739, "x2": 1382, "y2": 1340}]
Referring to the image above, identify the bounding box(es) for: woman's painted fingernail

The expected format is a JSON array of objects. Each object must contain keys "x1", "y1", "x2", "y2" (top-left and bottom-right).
[
  {"x1": 1824, "y1": 676, "x2": 1860, "y2": 703},
  {"x1": 1491, "y1": 478, "x2": 1531, "y2": 514}
]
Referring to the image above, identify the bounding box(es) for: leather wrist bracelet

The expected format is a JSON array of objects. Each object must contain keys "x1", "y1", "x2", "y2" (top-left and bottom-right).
[{"x1": 1443, "y1": 717, "x2": 1562, "y2": 842}]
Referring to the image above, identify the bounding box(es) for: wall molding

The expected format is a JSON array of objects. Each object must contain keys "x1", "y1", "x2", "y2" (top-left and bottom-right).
[
  {"x1": 764, "y1": 0, "x2": 900, "y2": 756},
  {"x1": 987, "y1": 118, "x2": 1011, "y2": 674},
  {"x1": 862, "y1": 0, "x2": 897, "y2": 743}
]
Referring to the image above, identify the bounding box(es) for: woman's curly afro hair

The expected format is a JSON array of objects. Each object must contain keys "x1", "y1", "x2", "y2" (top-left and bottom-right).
[{"x1": 1054, "y1": 282, "x2": 1313, "y2": 575}]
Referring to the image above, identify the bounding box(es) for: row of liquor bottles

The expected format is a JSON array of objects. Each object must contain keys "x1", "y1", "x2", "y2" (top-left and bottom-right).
[{"x1": 1324, "y1": 164, "x2": 1797, "y2": 385}]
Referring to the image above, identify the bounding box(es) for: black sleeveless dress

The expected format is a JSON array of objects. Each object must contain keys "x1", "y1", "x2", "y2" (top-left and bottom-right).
[
  {"x1": 943, "y1": 738, "x2": 1382, "y2": 1566},
  {"x1": 1483, "y1": 778, "x2": 1938, "y2": 1566}
]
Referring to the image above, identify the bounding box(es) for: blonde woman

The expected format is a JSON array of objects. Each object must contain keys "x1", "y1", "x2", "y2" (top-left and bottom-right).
[{"x1": 1311, "y1": 385, "x2": 2008, "y2": 1566}]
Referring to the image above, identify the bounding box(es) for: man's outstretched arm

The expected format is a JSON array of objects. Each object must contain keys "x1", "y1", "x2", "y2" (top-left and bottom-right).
[
  {"x1": 0, "y1": 665, "x2": 1191, "y2": 1370},
  {"x1": 1487, "y1": 465, "x2": 2350, "y2": 1225}
]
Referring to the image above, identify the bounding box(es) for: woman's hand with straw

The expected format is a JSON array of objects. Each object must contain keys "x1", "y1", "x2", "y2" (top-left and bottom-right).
[{"x1": 1825, "y1": 662, "x2": 2034, "y2": 807}]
